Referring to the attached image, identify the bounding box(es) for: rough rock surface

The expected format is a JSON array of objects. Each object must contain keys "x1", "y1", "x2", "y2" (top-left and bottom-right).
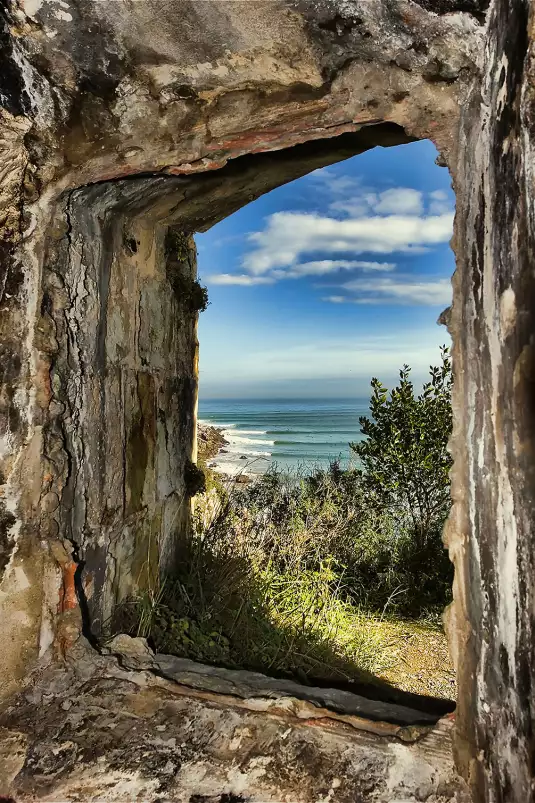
[
  {"x1": 0, "y1": 0, "x2": 483, "y2": 705},
  {"x1": 0, "y1": 637, "x2": 469, "y2": 802},
  {"x1": 444, "y1": 0, "x2": 535, "y2": 799},
  {"x1": 103, "y1": 636, "x2": 453, "y2": 731},
  {"x1": 197, "y1": 423, "x2": 229, "y2": 465},
  {"x1": 0, "y1": 0, "x2": 534, "y2": 799}
]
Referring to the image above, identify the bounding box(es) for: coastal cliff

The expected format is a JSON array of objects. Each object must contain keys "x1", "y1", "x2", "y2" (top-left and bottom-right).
[{"x1": 197, "y1": 423, "x2": 228, "y2": 465}]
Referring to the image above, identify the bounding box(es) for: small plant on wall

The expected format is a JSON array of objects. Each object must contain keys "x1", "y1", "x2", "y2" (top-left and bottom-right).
[
  {"x1": 184, "y1": 459, "x2": 206, "y2": 497},
  {"x1": 173, "y1": 275, "x2": 210, "y2": 313},
  {"x1": 165, "y1": 228, "x2": 210, "y2": 313}
]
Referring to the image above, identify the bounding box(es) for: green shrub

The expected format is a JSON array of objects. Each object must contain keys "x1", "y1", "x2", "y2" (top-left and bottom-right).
[
  {"x1": 128, "y1": 523, "x2": 395, "y2": 683},
  {"x1": 351, "y1": 346, "x2": 452, "y2": 549},
  {"x1": 229, "y1": 458, "x2": 452, "y2": 617},
  {"x1": 169, "y1": 273, "x2": 209, "y2": 313},
  {"x1": 184, "y1": 459, "x2": 206, "y2": 497},
  {"x1": 164, "y1": 228, "x2": 210, "y2": 312},
  {"x1": 125, "y1": 352, "x2": 454, "y2": 686}
]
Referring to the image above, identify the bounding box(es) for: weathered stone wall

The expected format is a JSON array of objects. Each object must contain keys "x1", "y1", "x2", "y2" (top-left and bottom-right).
[
  {"x1": 3, "y1": 0, "x2": 535, "y2": 799},
  {"x1": 445, "y1": 0, "x2": 535, "y2": 799},
  {"x1": 0, "y1": 637, "x2": 470, "y2": 802},
  {"x1": 0, "y1": 0, "x2": 482, "y2": 703},
  {"x1": 40, "y1": 183, "x2": 199, "y2": 636},
  {"x1": 1, "y1": 172, "x2": 203, "y2": 695}
]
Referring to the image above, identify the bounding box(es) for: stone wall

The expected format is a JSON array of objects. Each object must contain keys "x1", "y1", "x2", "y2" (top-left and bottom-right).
[
  {"x1": 1, "y1": 0, "x2": 535, "y2": 799},
  {"x1": 40, "y1": 183, "x2": 200, "y2": 636},
  {"x1": 445, "y1": 0, "x2": 535, "y2": 798},
  {"x1": 0, "y1": 636, "x2": 470, "y2": 802},
  {"x1": 1, "y1": 0, "x2": 479, "y2": 699}
]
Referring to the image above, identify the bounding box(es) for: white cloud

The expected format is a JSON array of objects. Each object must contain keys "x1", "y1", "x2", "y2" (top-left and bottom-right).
[
  {"x1": 334, "y1": 276, "x2": 452, "y2": 306},
  {"x1": 281, "y1": 259, "x2": 395, "y2": 278},
  {"x1": 329, "y1": 199, "x2": 371, "y2": 217},
  {"x1": 205, "y1": 180, "x2": 454, "y2": 292},
  {"x1": 345, "y1": 261, "x2": 396, "y2": 272},
  {"x1": 200, "y1": 329, "x2": 450, "y2": 386},
  {"x1": 309, "y1": 167, "x2": 361, "y2": 195},
  {"x1": 207, "y1": 261, "x2": 396, "y2": 286},
  {"x1": 243, "y1": 211, "x2": 454, "y2": 274},
  {"x1": 206, "y1": 273, "x2": 275, "y2": 286},
  {"x1": 373, "y1": 188, "x2": 424, "y2": 215},
  {"x1": 330, "y1": 187, "x2": 424, "y2": 218},
  {"x1": 428, "y1": 189, "x2": 453, "y2": 215},
  {"x1": 311, "y1": 165, "x2": 453, "y2": 218}
]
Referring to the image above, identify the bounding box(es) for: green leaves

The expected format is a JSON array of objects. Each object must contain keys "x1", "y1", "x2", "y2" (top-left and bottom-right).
[{"x1": 351, "y1": 346, "x2": 453, "y2": 549}]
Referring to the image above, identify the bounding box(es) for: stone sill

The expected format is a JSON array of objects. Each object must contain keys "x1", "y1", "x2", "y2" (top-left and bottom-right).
[
  {"x1": 0, "y1": 636, "x2": 467, "y2": 801},
  {"x1": 104, "y1": 634, "x2": 449, "y2": 743}
]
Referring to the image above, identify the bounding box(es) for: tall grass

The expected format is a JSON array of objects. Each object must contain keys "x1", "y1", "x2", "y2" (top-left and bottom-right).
[
  {"x1": 128, "y1": 546, "x2": 396, "y2": 683},
  {"x1": 122, "y1": 462, "x2": 452, "y2": 689}
]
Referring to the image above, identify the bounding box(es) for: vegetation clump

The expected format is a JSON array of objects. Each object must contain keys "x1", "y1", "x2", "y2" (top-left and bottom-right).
[
  {"x1": 352, "y1": 345, "x2": 452, "y2": 554},
  {"x1": 171, "y1": 274, "x2": 210, "y2": 313},
  {"x1": 127, "y1": 350, "x2": 455, "y2": 697},
  {"x1": 184, "y1": 459, "x2": 206, "y2": 497},
  {"x1": 165, "y1": 228, "x2": 210, "y2": 312}
]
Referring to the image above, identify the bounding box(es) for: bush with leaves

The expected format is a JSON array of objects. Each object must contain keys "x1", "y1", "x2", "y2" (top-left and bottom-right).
[
  {"x1": 225, "y1": 349, "x2": 454, "y2": 616},
  {"x1": 227, "y1": 465, "x2": 450, "y2": 616},
  {"x1": 125, "y1": 351, "x2": 455, "y2": 687},
  {"x1": 347, "y1": 346, "x2": 453, "y2": 613},
  {"x1": 351, "y1": 346, "x2": 452, "y2": 544}
]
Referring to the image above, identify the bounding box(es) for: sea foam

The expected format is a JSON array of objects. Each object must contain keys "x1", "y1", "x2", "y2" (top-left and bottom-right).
[{"x1": 226, "y1": 435, "x2": 275, "y2": 446}]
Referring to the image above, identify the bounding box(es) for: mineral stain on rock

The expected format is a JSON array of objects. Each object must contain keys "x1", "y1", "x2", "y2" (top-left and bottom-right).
[
  {"x1": 126, "y1": 372, "x2": 156, "y2": 515},
  {"x1": 0, "y1": 503, "x2": 16, "y2": 581}
]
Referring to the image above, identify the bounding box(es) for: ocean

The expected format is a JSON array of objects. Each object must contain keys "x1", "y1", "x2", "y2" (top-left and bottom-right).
[{"x1": 198, "y1": 398, "x2": 370, "y2": 476}]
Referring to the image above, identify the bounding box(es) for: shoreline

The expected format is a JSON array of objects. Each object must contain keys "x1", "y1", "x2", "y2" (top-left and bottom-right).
[
  {"x1": 196, "y1": 398, "x2": 364, "y2": 479},
  {"x1": 197, "y1": 399, "x2": 363, "y2": 478},
  {"x1": 197, "y1": 422, "x2": 229, "y2": 464},
  {"x1": 197, "y1": 422, "x2": 256, "y2": 484}
]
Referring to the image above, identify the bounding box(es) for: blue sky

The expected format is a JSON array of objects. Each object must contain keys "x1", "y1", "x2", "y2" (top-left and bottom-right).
[{"x1": 196, "y1": 139, "x2": 455, "y2": 400}]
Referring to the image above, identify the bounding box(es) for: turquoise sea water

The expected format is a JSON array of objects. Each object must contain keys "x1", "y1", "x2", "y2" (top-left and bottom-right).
[{"x1": 198, "y1": 398, "x2": 370, "y2": 475}]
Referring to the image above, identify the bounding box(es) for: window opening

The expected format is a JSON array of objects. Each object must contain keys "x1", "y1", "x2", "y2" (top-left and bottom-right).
[{"x1": 135, "y1": 139, "x2": 456, "y2": 714}]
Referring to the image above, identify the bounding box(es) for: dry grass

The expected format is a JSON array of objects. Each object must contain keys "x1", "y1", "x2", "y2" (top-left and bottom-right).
[
  {"x1": 123, "y1": 464, "x2": 455, "y2": 700},
  {"x1": 125, "y1": 536, "x2": 455, "y2": 698},
  {"x1": 374, "y1": 617, "x2": 455, "y2": 698}
]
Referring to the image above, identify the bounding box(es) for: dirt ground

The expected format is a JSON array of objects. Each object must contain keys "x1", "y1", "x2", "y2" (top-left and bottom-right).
[{"x1": 377, "y1": 618, "x2": 456, "y2": 700}]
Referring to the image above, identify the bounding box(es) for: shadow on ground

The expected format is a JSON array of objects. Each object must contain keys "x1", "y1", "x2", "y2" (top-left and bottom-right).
[{"x1": 113, "y1": 536, "x2": 455, "y2": 719}]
